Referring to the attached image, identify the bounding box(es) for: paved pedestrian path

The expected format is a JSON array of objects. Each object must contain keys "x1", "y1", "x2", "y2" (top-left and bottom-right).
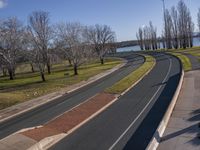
[
  {"x1": 183, "y1": 53, "x2": 200, "y2": 70},
  {"x1": 158, "y1": 70, "x2": 200, "y2": 150}
]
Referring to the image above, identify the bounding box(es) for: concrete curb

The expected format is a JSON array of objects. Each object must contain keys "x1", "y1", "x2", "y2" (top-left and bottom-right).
[
  {"x1": 146, "y1": 69, "x2": 184, "y2": 150},
  {"x1": 29, "y1": 95, "x2": 119, "y2": 150},
  {"x1": 29, "y1": 54, "x2": 156, "y2": 150},
  {"x1": 0, "y1": 54, "x2": 156, "y2": 150},
  {"x1": 0, "y1": 58, "x2": 126, "y2": 123}
]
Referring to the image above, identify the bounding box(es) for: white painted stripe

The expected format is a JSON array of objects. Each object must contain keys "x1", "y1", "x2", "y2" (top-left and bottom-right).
[{"x1": 108, "y1": 56, "x2": 172, "y2": 150}]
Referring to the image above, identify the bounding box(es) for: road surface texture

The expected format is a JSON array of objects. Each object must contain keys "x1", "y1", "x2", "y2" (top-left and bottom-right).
[
  {"x1": 158, "y1": 70, "x2": 200, "y2": 150},
  {"x1": 183, "y1": 53, "x2": 200, "y2": 70},
  {"x1": 50, "y1": 52, "x2": 181, "y2": 150},
  {"x1": 0, "y1": 53, "x2": 144, "y2": 139}
]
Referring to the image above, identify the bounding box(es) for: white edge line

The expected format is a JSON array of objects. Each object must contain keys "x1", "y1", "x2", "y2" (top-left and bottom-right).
[
  {"x1": 108, "y1": 56, "x2": 172, "y2": 150},
  {"x1": 29, "y1": 54, "x2": 154, "y2": 150},
  {"x1": 0, "y1": 60, "x2": 126, "y2": 123}
]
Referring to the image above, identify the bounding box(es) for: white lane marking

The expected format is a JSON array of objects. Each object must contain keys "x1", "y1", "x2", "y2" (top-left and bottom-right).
[{"x1": 108, "y1": 56, "x2": 172, "y2": 150}]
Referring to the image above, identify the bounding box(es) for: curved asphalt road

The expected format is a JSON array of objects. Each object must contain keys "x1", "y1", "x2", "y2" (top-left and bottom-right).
[
  {"x1": 50, "y1": 52, "x2": 181, "y2": 150},
  {"x1": 0, "y1": 53, "x2": 144, "y2": 139}
]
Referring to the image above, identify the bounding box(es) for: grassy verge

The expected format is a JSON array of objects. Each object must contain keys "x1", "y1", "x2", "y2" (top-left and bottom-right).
[
  {"x1": 105, "y1": 55, "x2": 155, "y2": 94},
  {"x1": 167, "y1": 46, "x2": 200, "y2": 61},
  {"x1": 168, "y1": 52, "x2": 192, "y2": 71},
  {"x1": 181, "y1": 47, "x2": 200, "y2": 62},
  {"x1": 0, "y1": 58, "x2": 122, "y2": 110}
]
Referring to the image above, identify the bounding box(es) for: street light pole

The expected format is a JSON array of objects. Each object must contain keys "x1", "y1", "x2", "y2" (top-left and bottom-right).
[{"x1": 162, "y1": 0, "x2": 166, "y2": 12}]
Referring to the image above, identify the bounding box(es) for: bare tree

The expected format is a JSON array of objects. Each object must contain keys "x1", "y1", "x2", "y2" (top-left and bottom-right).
[
  {"x1": 136, "y1": 22, "x2": 158, "y2": 50},
  {"x1": 187, "y1": 11, "x2": 194, "y2": 48},
  {"x1": 161, "y1": 32, "x2": 166, "y2": 49},
  {"x1": 26, "y1": 30, "x2": 46, "y2": 81},
  {"x1": 171, "y1": 6, "x2": 179, "y2": 49},
  {"x1": 178, "y1": 0, "x2": 189, "y2": 48},
  {"x1": 0, "y1": 56, "x2": 7, "y2": 76},
  {"x1": 165, "y1": 9, "x2": 173, "y2": 49},
  {"x1": 85, "y1": 24, "x2": 116, "y2": 64},
  {"x1": 149, "y1": 21, "x2": 158, "y2": 50},
  {"x1": 198, "y1": 8, "x2": 200, "y2": 35},
  {"x1": 136, "y1": 27, "x2": 144, "y2": 50},
  {"x1": 28, "y1": 11, "x2": 53, "y2": 81},
  {"x1": 0, "y1": 17, "x2": 24, "y2": 80},
  {"x1": 28, "y1": 11, "x2": 52, "y2": 72},
  {"x1": 162, "y1": 0, "x2": 194, "y2": 49},
  {"x1": 55, "y1": 22, "x2": 90, "y2": 75}
]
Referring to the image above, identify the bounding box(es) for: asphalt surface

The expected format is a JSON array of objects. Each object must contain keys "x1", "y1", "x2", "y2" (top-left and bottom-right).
[
  {"x1": 0, "y1": 53, "x2": 145, "y2": 139},
  {"x1": 182, "y1": 53, "x2": 200, "y2": 70},
  {"x1": 50, "y1": 52, "x2": 181, "y2": 150}
]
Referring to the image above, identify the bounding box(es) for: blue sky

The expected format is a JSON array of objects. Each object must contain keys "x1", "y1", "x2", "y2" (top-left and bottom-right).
[{"x1": 0, "y1": 0, "x2": 199, "y2": 41}]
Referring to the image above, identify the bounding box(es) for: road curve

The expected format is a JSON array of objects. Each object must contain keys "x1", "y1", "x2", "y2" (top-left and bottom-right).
[
  {"x1": 49, "y1": 52, "x2": 181, "y2": 150},
  {"x1": 0, "y1": 53, "x2": 144, "y2": 139}
]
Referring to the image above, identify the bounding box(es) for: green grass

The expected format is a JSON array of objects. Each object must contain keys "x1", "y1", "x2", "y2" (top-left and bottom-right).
[
  {"x1": 167, "y1": 46, "x2": 200, "y2": 58},
  {"x1": 179, "y1": 47, "x2": 200, "y2": 62},
  {"x1": 168, "y1": 52, "x2": 192, "y2": 71},
  {"x1": 148, "y1": 46, "x2": 200, "y2": 71},
  {"x1": 0, "y1": 58, "x2": 122, "y2": 110},
  {"x1": 105, "y1": 55, "x2": 155, "y2": 94}
]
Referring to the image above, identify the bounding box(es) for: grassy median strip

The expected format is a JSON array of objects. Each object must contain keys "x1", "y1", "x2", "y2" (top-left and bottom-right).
[
  {"x1": 0, "y1": 58, "x2": 122, "y2": 110},
  {"x1": 105, "y1": 55, "x2": 155, "y2": 94},
  {"x1": 168, "y1": 52, "x2": 192, "y2": 71}
]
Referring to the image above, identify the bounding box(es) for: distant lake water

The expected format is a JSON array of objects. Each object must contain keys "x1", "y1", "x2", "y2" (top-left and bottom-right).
[{"x1": 117, "y1": 37, "x2": 200, "y2": 52}]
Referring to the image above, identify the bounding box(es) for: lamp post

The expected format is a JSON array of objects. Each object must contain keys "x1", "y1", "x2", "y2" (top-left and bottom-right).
[{"x1": 162, "y1": 0, "x2": 166, "y2": 12}]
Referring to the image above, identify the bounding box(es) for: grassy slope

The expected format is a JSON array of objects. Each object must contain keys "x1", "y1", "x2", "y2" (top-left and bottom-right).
[
  {"x1": 0, "y1": 58, "x2": 122, "y2": 109},
  {"x1": 180, "y1": 47, "x2": 200, "y2": 62},
  {"x1": 154, "y1": 47, "x2": 200, "y2": 71},
  {"x1": 167, "y1": 52, "x2": 192, "y2": 71},
  {"x1": 105, "y1": 55, "x2": 155, "y2": 94}
]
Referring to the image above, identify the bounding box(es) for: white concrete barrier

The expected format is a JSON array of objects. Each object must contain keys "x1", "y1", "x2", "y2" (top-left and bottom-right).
[{"x1": 146, "y1": 69, "x2": 184, "y2": 150}]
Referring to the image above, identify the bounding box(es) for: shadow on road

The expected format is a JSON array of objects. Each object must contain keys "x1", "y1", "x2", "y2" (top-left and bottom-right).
[{"x1": 123, "y1": 72, "x2": 181, "y2": 150}]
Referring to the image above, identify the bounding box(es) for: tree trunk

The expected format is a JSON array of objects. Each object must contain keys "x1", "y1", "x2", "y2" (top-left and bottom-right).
[
  {"x1": 30, "y1": 63, "x2": 35, "y2": 73},
  {"x1": 73, "y1": 64, "x2": 78, "y2": 75},
  {"x1": 68, "y1": 59, "x2": 72, "y2": 66},
  {"x1": 13, "y1": 69, "x2": 15, "y2": 77},
  {"x1": 189, "y1": 37, "x2": 193, "y2": 48},
  {"x1": 2, "y1": 68, "x2": 7, "y2": 76},
  {"x1": 8, "y1": 69, "x2": 14, "y2": 80},
  {"x1": 100, "y1": 57, "x2": 104, "y2": 65},
  {"x1": 47, "y1": 63, "x2": 51, "y2": 74},
  {"x1": 40, "y1": 72, "x2": 46, "y2": 82}
]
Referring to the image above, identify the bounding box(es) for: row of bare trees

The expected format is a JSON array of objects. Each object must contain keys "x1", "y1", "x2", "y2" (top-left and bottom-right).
[
  {"x1": 136, "y1": 0, "x2": 199, "y2": 50},
  {"x1": 0, "y1": 11, "x2": 116, "y2": 81},
  {"x1": 163, "y1": 0, "x2": 194, "y2": 49},
  {"x1": 198, "y1": 8, "x2": 200, "y2": 35},
  {"x1": 136, "y1": 21, "x2": 158, "y2": 50}
]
